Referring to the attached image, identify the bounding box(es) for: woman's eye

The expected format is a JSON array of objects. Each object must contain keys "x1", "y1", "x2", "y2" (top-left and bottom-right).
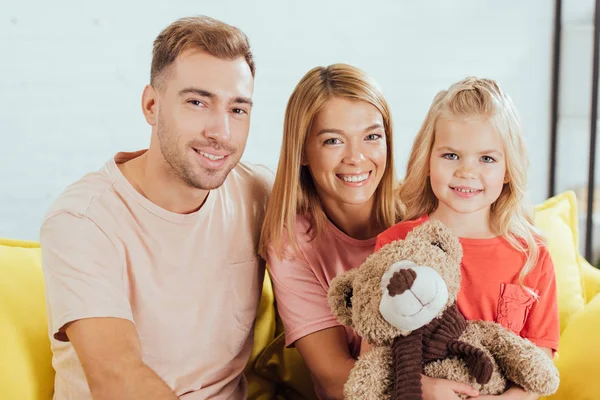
[
  {"x1": 481, "y1": 155, "x2": 496, "y2": 163},
  {"x1": 324, "y1": 138, "x2": 342, "y2": 145},
  {"x1": 365, "y1": 133, "x2": 382, "y2": 141},
  {"x1": 443, "y1": 153, "x2": 458, "y2": 160}
]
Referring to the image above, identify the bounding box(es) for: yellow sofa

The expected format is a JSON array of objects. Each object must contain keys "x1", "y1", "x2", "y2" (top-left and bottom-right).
[{"x1": 1, "y1": 191, "x2": 600, "y2": 400}]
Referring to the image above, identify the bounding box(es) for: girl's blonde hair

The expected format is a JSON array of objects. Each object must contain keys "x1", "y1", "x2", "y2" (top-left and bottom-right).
[
  {"x1": 400, "y1": 76, "x2": 541, "y2": 294},
  {"x1": 259, "y1": 64, "x2": 402, "y2": 259}
]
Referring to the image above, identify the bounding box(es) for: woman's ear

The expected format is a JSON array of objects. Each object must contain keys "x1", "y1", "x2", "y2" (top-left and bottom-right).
[{"x1": 300, "y1": 151, "x2": 308, "y2": 166}]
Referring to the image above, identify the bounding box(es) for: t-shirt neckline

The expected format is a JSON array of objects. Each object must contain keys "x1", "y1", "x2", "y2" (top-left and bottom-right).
[{"x1": 107, "y1": 150, "x2": 217, "y2": 223}]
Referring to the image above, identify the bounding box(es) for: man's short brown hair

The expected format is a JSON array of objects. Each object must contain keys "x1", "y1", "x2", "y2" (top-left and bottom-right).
[{"x1": 151, "y1": 16, "x2": 255, "y2": 87}]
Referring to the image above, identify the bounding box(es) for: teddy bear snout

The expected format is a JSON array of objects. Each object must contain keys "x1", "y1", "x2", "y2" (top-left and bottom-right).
[
  {"x1": 379, "y1": 260, "x2": 450, "y2": 332},
  {"x1": 387, "y1": 268, "x2": 417, "y2": 296}
]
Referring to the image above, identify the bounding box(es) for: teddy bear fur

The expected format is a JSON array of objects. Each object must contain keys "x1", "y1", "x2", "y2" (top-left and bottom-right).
[{"x1": 328, "y1": 220, "x2": 559, "y2": 400}]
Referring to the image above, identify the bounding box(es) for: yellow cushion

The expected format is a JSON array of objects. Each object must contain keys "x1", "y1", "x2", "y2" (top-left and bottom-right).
[
  {"x1": 254, "y1": 326, "x2": 317, "y2": 400},
  {"x1": 543, "y1": 292, "x2": 600, "y2": 400},
  {"x1": 534, "y1": 191, "x2": 586, "y2": 333},
  {"x1": 579, "y1": 256, "x2": 600, "y2": 303},
  {"x1": 0, "y1": 238, "x2": 54, "y2": 400},
  {"x1": 246, "y1": 272, "x2": 278, "y2": 400},
  {"x1": 250, "y1": 271, "x2": 318, "y2": 400}
]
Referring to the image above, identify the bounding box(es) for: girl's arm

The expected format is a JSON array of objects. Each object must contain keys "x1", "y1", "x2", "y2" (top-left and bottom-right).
[
  {"x1": 476, "y1": 347, "x2": 552, "y2": 399},
  {"x1": 295, "y1": 327, "x2": 356, "y2": 400}
]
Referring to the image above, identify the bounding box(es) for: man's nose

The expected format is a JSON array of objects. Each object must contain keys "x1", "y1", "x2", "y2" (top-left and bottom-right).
[{"x1": 204, "y1": 109, "x2": 231, "y2": 142}]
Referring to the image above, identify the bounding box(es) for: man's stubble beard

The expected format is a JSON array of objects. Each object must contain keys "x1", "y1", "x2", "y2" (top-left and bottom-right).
[{"x1": 156, "y1": 111, "x2": 239, "y2": 190}]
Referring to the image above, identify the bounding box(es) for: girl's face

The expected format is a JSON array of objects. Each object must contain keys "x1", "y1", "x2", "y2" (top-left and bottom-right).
[
  {"x1": 303, "y1": 97, "x2": 388, "y2": 212},
  {"x1": 428, "y1": 115, "x2": 507, "y2": 224}
]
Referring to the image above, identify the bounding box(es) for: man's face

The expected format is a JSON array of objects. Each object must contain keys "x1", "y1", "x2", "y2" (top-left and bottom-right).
[{"x1": 154, "y1": 49, "x2": 254, "y2": 190}]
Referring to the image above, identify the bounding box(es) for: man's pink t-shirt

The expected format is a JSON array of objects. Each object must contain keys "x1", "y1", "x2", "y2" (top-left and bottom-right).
[
  {"x1": 40, "y1": 150, "x2": 273, "y2": 400},
  {"x1": 266, "y1": 215, "x2": 376, "y2": 361}
]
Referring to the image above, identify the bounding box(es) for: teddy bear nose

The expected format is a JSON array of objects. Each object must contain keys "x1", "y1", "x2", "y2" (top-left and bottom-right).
[{"x1": 387, "y1": 268, "x2": 417, "y2": 296}]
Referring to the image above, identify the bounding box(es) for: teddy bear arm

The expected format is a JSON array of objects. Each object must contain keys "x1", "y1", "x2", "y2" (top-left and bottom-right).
[
  {"x1": 447, "y1": 339, "x2": 494, "y2": 384},
  {"x1": 474, "y1": 321, "x2": 559, "y2": 396},
  {"x1": 344, "y1": 346, "x2": 392, "y2": 400}
]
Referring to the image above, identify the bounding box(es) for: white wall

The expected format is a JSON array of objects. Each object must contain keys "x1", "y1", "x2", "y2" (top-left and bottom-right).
[{"x1": 0, "y1": 0, "x2": 555, "y2": 241}]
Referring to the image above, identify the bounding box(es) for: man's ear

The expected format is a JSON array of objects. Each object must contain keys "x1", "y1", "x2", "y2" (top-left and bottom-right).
[
  {"x1": 327, "y1": 269, "x2": 358, "y2": 327},
  {"x1": 141, "y1": 84, "x2": 158, "y2": 127}
]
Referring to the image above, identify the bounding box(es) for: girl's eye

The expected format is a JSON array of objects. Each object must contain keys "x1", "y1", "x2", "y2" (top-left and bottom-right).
[
  {"x1": 443, "y1": 153, "x2": 458, "y2": 160},
  {"x1": 481, "y1": 155, "x2": 496, "y2": 163},
  {"x1": 324, "y1": 138, "x2": 342, "y2": 145},
  {"x1": 365, "y1": 133, "x2": 382, "y2": 141}
]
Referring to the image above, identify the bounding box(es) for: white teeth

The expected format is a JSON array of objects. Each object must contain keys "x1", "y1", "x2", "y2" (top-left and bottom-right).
[
  {"x1": 340, "y1": 173, "x2": 369, "y2": 183},
  {"x1": 199, "y1": 151, "x2": 225, "y2": 161},
  {"x1": 453, "y1": 187, "x2": 479, "y2": 193}
]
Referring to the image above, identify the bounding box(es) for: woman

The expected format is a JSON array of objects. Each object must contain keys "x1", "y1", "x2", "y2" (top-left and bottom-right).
[{"x1": 258, "y1": 63, "x2": 401, "y2": 399}]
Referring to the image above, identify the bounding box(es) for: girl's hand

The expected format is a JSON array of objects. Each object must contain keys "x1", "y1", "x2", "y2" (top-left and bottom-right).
[
  {"x1": 475, "y1": 386, "x2": 538, "y2": 400},
  {"x1": 421, "y1": 374, "x2": 479, "y2": 400}
]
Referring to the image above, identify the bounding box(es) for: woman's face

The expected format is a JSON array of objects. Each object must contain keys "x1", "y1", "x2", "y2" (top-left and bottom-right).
[{"x1": 303, "y1": 96, "x2": 388, "y2": 210}]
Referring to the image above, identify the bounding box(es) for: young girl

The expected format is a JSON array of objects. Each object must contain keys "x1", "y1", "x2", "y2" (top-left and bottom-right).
[{"x1": 376, "y1": 77, "x2": 559, "y2": 400}]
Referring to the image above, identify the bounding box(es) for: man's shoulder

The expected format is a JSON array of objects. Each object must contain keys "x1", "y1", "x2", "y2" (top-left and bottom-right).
[
  {"x1": 43, "y1": 166, "x2": 117, "y2": 226},
  {"x1": 225, "y1": 161, "x2": 274, "y2": 197}
]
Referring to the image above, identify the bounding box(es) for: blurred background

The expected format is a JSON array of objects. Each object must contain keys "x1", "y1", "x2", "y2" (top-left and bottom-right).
[{"x1": 0, "y1": 0, "x2": 598, "y2": 259}]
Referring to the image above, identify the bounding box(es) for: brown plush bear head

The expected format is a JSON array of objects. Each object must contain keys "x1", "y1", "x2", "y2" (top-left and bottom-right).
[{"x1": 329, "y1": 220, "x2": 463, "y2": 346}]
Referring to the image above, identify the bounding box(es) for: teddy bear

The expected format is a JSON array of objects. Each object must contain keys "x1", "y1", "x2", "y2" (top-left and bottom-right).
[{"x1": 328, "y1": 220, "x2": 560, "y2": 400}]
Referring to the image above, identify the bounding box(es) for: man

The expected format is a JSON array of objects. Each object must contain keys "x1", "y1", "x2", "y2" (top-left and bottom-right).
[{"x1": 40, "y1": 16, "x2": 273, "y2": 400}]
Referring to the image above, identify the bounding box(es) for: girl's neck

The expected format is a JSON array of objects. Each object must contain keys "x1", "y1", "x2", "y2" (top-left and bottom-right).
[
  {"x1": 429, "y1": 206, "x2": 498, "y2": 239},
  {"x1": 320, "y1": 197, "x2": 383, "y2": 240}
]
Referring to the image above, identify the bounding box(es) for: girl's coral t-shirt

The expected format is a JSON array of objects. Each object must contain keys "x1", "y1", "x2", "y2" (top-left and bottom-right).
[{"x1": 375, "y1": 215, "x2": 559, "y2": 351}]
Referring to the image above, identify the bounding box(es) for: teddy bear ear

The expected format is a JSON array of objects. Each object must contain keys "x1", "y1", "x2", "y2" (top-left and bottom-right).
[
  {"x1": 407, "y1": 220, "x2": 462, "y2": 260},
  {"x1": 328, "y1": 268, "x2": 358, "y2": 327}
]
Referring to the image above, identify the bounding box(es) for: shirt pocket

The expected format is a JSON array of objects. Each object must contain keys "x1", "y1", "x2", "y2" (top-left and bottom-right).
[
  {"x1": 496, "y1": 283, "x2": 537, "y2": 335},
  {"x1": 228, "y1": 256, "x2": 263, "y2": 329}
]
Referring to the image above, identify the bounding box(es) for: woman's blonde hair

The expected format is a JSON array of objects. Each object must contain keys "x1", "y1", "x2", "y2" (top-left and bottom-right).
[
  {"x1": 259, "y1": 64, "x2": 401, "y2": 259},
  {"x1": 399, "y1": 76, "x2": 541, "y2": 294}
]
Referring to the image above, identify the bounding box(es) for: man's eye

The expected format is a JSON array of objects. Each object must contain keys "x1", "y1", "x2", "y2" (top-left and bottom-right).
[
  {"x1": 232, "y1": 108, "x2": 247, "y2": 115},
  {"x1": 188, "y1": 100, "x2": 204, "y2": 107}
]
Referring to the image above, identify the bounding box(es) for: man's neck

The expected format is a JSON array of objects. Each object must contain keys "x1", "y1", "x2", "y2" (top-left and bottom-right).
[
  {"x1": 321, "y1": 197, "x2": 383, "y2": 240},
  {"x1": 119, "y1": 149, "x2": 209, "y2": 215}
]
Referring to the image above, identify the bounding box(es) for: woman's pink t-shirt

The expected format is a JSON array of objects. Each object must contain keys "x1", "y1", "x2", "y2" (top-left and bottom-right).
[{"x1": 266, "y1": 215, "x2": 376, "y2": 358}]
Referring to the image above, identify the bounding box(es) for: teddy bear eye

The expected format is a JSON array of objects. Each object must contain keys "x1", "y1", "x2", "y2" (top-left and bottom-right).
[{"x1": 431, "y1": 241, "x2": 445, "y2": 252}]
